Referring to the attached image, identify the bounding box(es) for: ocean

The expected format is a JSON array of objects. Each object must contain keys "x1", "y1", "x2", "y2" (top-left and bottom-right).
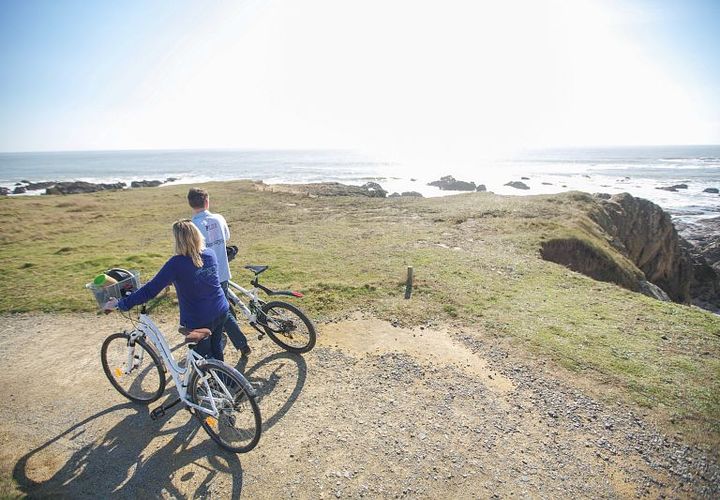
[{"x1": 1, "y1": 146, "x2": 718, "y2": 224}]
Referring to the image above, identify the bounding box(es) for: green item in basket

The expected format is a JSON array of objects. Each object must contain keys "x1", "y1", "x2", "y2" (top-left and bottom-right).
[{"x1": 93, "y1": 274, "x2": 118, "y2": 287}]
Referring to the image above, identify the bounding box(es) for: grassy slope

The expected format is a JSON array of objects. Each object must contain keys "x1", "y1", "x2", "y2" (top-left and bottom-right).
[{"x1": 0, "y1": 181, "x2": 718, "y2": 440}]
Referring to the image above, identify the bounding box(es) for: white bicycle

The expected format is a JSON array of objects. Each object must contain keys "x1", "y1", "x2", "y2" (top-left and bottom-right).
[
  {"x1": 99, "y1": 303, "x2": 262, "y2": 453},
  {"x1": 226, "y1": 264, "x2": 316, "y2": 354}
]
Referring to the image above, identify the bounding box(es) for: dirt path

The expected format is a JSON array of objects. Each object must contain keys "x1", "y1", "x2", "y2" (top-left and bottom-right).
[{"x1": 0, "y1": 312, "x2": 717, "y2": 498}]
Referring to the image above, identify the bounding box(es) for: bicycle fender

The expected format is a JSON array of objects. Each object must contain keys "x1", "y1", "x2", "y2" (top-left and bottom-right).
[{"x1": 197, "y1": 358, "x2": 257, "y2": 398}]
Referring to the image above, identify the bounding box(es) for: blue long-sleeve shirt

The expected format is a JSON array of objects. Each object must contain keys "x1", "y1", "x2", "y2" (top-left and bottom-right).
[{"x1": 117, "y1": 249, "x2": 229, "y2": 328}]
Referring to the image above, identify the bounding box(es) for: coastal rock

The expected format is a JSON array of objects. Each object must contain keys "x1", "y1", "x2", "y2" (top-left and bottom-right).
[
  {"x1": 428, "y1": 176, "x2": 476, "y2": 191},
  {"x1": 703, "y1": 187, "x2": 719, "y2": 194},
  {"x1": 361, "y1": 182, "x2": 388, "y2": 198},
  {"x1": 45, "y1": 181, "x2": 126, "y2": 195},
  {"x1": 401, "y1": 191, "x2": 423, "y2": 197},
  {"x1": 131, "y1": 180, "x2": 163, "y2": 188},
  {"x1": 252, "y1": 181, "x2": 388, "y2": 198},
  {"x1": 25, "y1": 181, "x2": 58, "y2": 191},
  {"x1": 656, "y1": 184, "x2": 688, "y2": 192},
  {"x1": 505, "y1": 181, "x2": 530, "y2": 190},
  {"x1": 593, "y1": 193, "x2": 612, "y2": 200},
  {"x1": 542, "y1": 192, "x2": 697, "y2": 304},
  {"x1": 476, "y1": 184, "x2": 487, "y2": 192},
  {"x1": 13, "y1": 186, "x2": 27, "y2": 194},
  {"x1": 590, "y1": 193, "x2": 692, "y2": 302},
  {"x1": 0, "y1": 187, "x2": 10, "y2": 196},
  {"x1": 542, "y1": 182, "x2": 553, "y2": 185},
  {"x1": 521, "y1": 176, "x2": 530, "y2": 180},
  {"x1": 676, "y1": 216, "x2": 720, "y2": 310}
]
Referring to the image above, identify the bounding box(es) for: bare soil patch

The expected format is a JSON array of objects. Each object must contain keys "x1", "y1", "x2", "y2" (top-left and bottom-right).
[{"x1": 1, "y1": 312, "x2": 717, "y2": 498}]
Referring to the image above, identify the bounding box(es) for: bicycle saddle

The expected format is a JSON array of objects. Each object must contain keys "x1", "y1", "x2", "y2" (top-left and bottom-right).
[
  {"x1": 178, "y1": 326, "x2": 211, "y2": 342},
  {"x1": 244, "y1": 265, "x2": 269, "y2": 275}
]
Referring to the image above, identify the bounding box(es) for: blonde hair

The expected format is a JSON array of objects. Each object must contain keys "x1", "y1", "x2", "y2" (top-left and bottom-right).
[{"x1": 173, "y1": 219, "x2": 205, "y2": 268}]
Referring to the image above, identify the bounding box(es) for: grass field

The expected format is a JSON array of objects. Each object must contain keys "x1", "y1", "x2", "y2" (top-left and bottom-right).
[{"x1": 1, "y1": 181, "x2": 718, "y2": 443}]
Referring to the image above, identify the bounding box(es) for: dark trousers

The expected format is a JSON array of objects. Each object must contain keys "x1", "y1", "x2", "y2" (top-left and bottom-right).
[
  {"x1": 194, "y1": 311, "x2": 231, "y2": 361},
  {"x1": 220, "y1": 281, "x2": 249, "y2": 350}
]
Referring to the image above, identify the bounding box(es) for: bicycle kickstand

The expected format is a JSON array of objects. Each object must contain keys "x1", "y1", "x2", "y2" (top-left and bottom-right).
[{"x1": 150, "y1": 397, "x2": 182, "y2": 420}]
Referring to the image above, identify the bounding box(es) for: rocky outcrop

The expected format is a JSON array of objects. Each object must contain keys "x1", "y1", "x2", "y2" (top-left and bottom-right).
[
  {"x1": 703, "y1": 187, "x2": 719, "y2": 194},
  {"x1": 540, "y1": 193, "x2": 703, "y2": 304},
  {"x1": 656, "y1": 184, "x2": 688, "y2": 192},
  {"x1": 13, "y1": 186, "x2": 27, "y2": 194},
  {"x1": 389, "y1": 191, "x2": 423, "y2": 198},
  {"x1": 675, "y1": 216, "x2": 720, "y2": 311},
  {"x1": 45, "y1": 181, "x2": 126, "y2": 195},
  {"x1": 361, "y1": 182, "x2": 388, "y2": 198},
  {"x1": 476, "y1": 184, "x2": 487, "y2": 192},
  {"x1": 505, "y1": 181, "x2": 530, "y2": 190},
  {"x1": 131, "y1": 180, "x2": 163, "y2": 188},
  {"x1": 589, "y1": 193, "x2": 692, "y2": 303},
  {"x1": 252, "y1": 181, "x2": 388, "y2": 198},
  {"x1": 428, "y1": 176, "x2": 476, "y2": 191},
  {"x1": 0, "y1": 187, "x2": 10, "y2": 196},
  {"x1": 25, "y1": 181, "x2": 57, "y2": 191},
  {"x1": 540, "y1": 237, "x2": 643, "y2": 292}
]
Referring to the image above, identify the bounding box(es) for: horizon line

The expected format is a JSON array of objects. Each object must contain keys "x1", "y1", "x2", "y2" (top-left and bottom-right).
[{"x1": 1, "y1": 143, "x2": 720, "y2": 155}]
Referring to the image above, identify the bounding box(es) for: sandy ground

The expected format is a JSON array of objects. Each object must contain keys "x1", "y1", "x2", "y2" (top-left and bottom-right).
[{"x1": 0, "y1": 311, "x2": 717, "y2": 498}]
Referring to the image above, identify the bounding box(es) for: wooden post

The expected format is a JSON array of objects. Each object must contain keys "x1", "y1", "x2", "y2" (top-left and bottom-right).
[{"x1": 404, "y1": 266, "x2": 414, "y2": 299}]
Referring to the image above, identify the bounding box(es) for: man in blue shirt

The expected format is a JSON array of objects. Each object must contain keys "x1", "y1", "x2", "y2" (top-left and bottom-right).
[{"x1": 188, "y1": 187, "x2": 250, "y2": 355}]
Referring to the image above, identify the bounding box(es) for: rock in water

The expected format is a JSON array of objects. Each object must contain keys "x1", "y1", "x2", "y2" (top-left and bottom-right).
[
  {"x1": 361, "y1": 182, "x2": 387, "y2": 198},
  {"x1": 428, "y1": 175, "x2": 477, "y2": 191},
  {"x1": 131, "y1": 180, "x2": 163, "y2": 188},
  {"x1": 505, "y1": 181, "x2": 530, "y2": 190},
  {"x1": 45, "y1": 181, "x2": 126, "y2": 195},
  {"x1": 703, "y1": 187, "x2": 719, "y2": 194}
]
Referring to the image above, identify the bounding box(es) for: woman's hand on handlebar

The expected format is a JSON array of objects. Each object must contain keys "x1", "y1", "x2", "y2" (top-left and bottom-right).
[{"x1": 103, "y1": 297, "x2": 119, "y2": 314}]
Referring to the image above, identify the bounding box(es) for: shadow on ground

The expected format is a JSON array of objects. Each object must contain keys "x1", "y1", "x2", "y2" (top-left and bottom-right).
[{"x1": 13, "y1": 349, "x2": 308, "y2": 498}]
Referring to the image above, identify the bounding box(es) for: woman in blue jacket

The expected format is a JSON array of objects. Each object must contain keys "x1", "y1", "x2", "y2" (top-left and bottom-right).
[{"x1": 104, "y1": 219, "x2": 232, "y2": 361}]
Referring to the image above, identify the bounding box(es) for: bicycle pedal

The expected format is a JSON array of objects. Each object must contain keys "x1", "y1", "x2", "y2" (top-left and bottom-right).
[{"x1": 150, "y1": 406, "x2": 166, "y2": 420}]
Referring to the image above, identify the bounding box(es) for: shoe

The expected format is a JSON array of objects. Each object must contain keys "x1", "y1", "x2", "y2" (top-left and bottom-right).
[{"x1": 240, "y1": 345, "x2": 252, "y2": 356}]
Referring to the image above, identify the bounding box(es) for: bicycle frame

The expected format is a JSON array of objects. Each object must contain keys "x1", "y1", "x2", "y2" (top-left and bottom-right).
[
  {"x1": 225, "y1": 280, "x2": 261, "y2": 323},
  {"x1": 123, "y1": 312, "x2": 233, "y2": 417}
]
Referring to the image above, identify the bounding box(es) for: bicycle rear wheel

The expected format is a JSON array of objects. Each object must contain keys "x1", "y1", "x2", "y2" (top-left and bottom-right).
[
  {"x1": 260, "y1": 301, "x2": 316, "y2": 353},
  {"x1": 101, "y1": 333, "x2": 166, "y2": 403},
  {"x1": 189, "y1": 360, "x2": 261, "y2": 453}
]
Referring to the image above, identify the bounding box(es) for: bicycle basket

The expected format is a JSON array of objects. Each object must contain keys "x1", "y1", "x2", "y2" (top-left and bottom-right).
[{"x1": 86, "y1": 270, "x2": 140, "y2": 309}]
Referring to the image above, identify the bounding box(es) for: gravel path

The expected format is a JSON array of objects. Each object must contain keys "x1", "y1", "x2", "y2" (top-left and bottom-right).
[{"x1": 0, "y1": 312, "x2": 716, "y2": 498}]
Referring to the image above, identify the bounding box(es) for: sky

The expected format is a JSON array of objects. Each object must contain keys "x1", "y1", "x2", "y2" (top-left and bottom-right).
[{"x1": 0, "y1": 0, "x2": 718, "y2": 156}]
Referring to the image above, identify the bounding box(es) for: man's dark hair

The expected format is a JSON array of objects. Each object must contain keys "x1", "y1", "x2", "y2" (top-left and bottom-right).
[{"x1": 188, "y1": 187, "x2": 208, "y2": 209}]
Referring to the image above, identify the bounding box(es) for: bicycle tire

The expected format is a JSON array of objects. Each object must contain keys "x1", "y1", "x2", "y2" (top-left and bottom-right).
[
  {"x1": 101, "y1": 333, "x2": 166, "y2": 404},
  {"x1": 260, "y1": 301, "x2": 316, "y2": 353},
  {"x1": 189, "y1": 359, "x2": 262, "y2": 453}
]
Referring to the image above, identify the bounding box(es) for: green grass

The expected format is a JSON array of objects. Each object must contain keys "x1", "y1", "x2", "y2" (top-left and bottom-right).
[{"x1": 1, "y1": 182, "x2": 718, "y2": 442}]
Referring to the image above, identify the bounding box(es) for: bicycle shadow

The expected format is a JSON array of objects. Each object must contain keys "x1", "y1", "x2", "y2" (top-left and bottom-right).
[
  {"x1": 13, "y1": 349, "x2": 308, "y2": 499},
  {"x1": 13, "y1": 401, "x2": 244, "y2": 499},
  {"x1": 235, "y1": 350, "x2": 308, "y2": 433}
]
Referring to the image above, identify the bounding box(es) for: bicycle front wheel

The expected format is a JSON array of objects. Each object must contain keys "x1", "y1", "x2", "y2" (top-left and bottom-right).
[
  {"x1": 189, "y1": 360, "x2": 261, "y2": 453},
  {"x1": 101, "y1": 333, "x2": 166, "y2": 404},
  {"x1": 260, "y1": 301, "x2": 317, "y2": 353}
]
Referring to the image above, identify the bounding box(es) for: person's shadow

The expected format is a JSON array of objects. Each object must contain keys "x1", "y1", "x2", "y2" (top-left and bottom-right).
[{"x1": 13, "y1": 349, "x2": 308, "y2": 498}]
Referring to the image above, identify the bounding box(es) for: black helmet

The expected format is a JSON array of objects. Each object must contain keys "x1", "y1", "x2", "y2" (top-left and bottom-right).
[{"x1": 106, "y1": 268, "x2": 137, "y2": 297}]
